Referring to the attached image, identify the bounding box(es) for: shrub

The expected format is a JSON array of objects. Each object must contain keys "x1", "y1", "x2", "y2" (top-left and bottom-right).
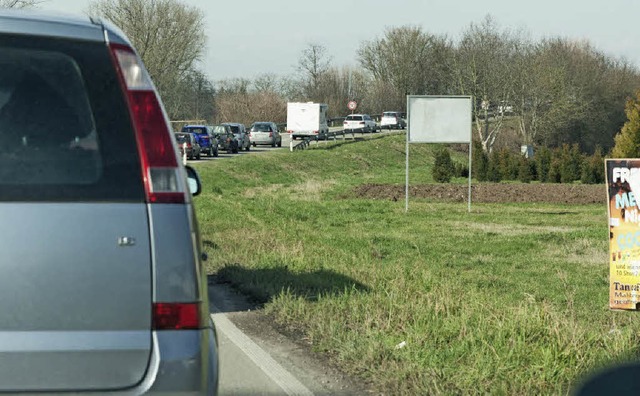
[
  {"x1": 518, "y1": 156, "x2": 534, "y2": 183},
  {"x1": 496, "y1": 148, "x2": 519, "y2": 180},
  {"x1": 548, "y1": 155, "x2": 562, "y2": 183},
  {"x1": 555, "y1": 144, "x2": 582, "y2": 183},
  {"x1": 612, "y1": 90, "x2": 640, "y2": 158},
  {"x1": 535, "y1": 146, "x2": 552, "y2": 182},
  {"x1": 455, "y1": 162, "x2": 469, "y2": 178},
  {"x1": 432, "y1": 148, "x2": 455, "y2": 183},
  {"x1": 472, "y1": 140, "x2": 488, "y2": 181},
  {"x1": 486, "y1": 150, "x2": 502, "y2": 182},
  {"x1": 580, "y1": 146, "x2": 605, "y2": 184}
]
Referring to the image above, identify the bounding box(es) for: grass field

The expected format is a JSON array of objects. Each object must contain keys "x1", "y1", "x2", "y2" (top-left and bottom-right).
[{"x1": 193, "y1": 134, "x2": 640, "y2": 395}]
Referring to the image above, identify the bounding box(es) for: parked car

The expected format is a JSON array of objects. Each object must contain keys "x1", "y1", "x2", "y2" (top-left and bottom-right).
[
  {"x1": 0, "y1": 9, "x2": 218, "y2": 394},
  {"x1": 380, "y1": 111, "x2": 406, "y2": 129},
  {"x1": 175, "y1": 132, "x2": 202, "y2": 160},
  {"x1": 212, "y1": 124, "x2": 239, "y2": 153},
  {"x1": 344, "y1": 114, "x2": 378, "y2": 132},
  {"x1": 222, "y1": 122, "x2": 251, "y2": 151},
  {"x1": 249, "y1": 122, "x2": 282, "y2": 147},
  {"x1": 181, "y1": 124, "x2": 218, "y2": 157}
]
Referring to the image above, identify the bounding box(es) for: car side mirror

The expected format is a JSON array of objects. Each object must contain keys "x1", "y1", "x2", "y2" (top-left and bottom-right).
[{"x1": 184, "y1": 165, "x2": 202, "y2": 196}]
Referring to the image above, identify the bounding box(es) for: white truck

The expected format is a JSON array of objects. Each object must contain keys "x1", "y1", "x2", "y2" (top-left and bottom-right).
[{"x1": 286, "y1": 102, "x2": 329, "y2": 140}]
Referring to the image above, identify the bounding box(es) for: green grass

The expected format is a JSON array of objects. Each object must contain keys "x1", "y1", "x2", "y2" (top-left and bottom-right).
[{"x1": 193, "y1": 135, "x2": 640, "y2": 395}]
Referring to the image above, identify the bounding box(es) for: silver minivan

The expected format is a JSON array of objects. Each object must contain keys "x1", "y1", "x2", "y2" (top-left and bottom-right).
[
  {"x1": 0, "y1": 9, "x2": 218, "y2": 394},
  {"x1": 249, "y1": 121, "x2": 282, "y2": 147}
]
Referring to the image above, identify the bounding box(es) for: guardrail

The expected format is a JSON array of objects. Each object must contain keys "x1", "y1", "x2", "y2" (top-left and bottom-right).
[
  {"x1": 289, "y1": 127, "x2": 401, "y2": 151},
  {"x1": 290, "y1": 138, "x2": 311, "y2": 151}
]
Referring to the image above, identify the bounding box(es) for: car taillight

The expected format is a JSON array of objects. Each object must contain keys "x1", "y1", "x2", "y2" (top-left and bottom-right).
[
  {"x1": 110, "y1": 44, "x2": 185, "y2": 204},
  {"x1": 153, "y1": 302, "x2": 200, "y2": 330},
  {"x1": 313, "y1": 130, "x2": 319, "y2": 134},
  {"x1": 186, "y1": 143, "x2": 192, "y2": 148},
  {"x1": 268, "y1": 132, "x2": 273, "y2": 137},
  {"x1": 359, "y1": 121, "x2": 365, "y2": 125}
]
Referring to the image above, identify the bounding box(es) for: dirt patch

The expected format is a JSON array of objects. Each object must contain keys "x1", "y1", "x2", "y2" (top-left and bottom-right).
[{"x1": 354, "y1": 183, "x2": 607, "y2": 205}]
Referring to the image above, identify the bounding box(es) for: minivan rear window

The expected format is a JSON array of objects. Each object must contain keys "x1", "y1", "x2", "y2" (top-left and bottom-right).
[
  {"x1": 183, "y1": 126, "x2": 207, "y2": 135},
  {"x1": 346, "y1": 115, "x2": 363, "y2": 121},
  {"x1": 0, "y1": 35, "x2": 144, "y2": 202},
  {"x1": 252, "y1": 124, "x2": 271, "y2": 132}
]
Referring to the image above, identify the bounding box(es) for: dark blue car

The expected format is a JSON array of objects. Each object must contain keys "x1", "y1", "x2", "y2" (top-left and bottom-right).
[{"x1": 181, "y1": 125, "x2": 219, "y2": 157}]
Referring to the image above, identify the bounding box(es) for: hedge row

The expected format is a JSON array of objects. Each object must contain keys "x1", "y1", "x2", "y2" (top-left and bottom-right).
[{"x1": 432, "y1": 142, "x2": 605, "y2": 184}]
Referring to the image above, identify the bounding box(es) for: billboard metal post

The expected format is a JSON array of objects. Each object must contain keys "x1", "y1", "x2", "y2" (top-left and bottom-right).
[
  {"x1": 405, "y1": 115, "x2": 410, "y2": 212},
  {"x1": 468, "y1": 141, "x2": 472, "y2": 212}
]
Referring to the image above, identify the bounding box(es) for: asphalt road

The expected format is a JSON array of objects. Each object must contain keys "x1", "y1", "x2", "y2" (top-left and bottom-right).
[{"x1": 187, "y1": 127, "x2": 402, "y2": 164}]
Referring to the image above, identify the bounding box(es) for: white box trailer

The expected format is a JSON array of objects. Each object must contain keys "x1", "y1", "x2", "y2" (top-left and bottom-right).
[{"x1": 286, "y1": 102, "x2": 329, "y2": 140}]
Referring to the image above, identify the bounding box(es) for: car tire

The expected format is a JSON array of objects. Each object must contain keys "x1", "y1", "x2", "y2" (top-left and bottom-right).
[
  {"x1": 196, "y1": 151, "x2": 201, "y2": 160},
  {"x1": 277, "y1": 140, "x2": 282, "y2": 147},
  {"x1": 253, "y1": 142, "x2": 257, "y2": 147},
  {"x1": 213, "y1": 149, "x2": 218, "y2": 157},
  {"x1": 245, "y1": 144, "x2": 250, "y2": 151}
]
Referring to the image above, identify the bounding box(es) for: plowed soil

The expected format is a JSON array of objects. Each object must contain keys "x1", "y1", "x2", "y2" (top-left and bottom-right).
[{"x1": 354, "y1": 183, "x2": 606, "y2": 205}]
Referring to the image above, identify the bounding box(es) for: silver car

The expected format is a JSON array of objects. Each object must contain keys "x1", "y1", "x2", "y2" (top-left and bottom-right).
[
  {"x1": 380, "y1": 111, "x2": 406, "y2": 129},
  {"x1": 249, "y1": 121, "x2": 282, "y2": 147},
  {"x1": 343, "y1": 114, "x2": 378, "y2": 132},
  {"x1": 0, "y1": 9, "x2": 218, "y2": 394},
  {"x1": 222, "y1": 122, "x2": 251, "y2": 151}
]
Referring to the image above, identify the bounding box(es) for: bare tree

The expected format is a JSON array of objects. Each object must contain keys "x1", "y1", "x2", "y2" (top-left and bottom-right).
[
  {"x1": 253, "y1": 73, "x2": 280, "y2": 93},
  {"x1": 89, "y1": 0, "x2": 206, "y2": 118},
  {"x1": 452, "y1": 15, "x2": 520, "y2": 153},
  {"x1": 358, "y1": 26, "x2": 453, "y2": 99},
  {"x1": 214, "y1": 90, "x2": 285, "y2": 126},
  {"x1": 297, "y1": 43, "x2": 332, "y2": 101},
  {"x1": 0, "y1": 0, "x2": 44, "y2": 7}
]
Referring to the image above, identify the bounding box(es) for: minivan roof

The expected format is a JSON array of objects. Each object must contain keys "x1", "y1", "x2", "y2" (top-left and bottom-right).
[{"x1": 0, "y1": 9, "x2": 130, "y2": 46}]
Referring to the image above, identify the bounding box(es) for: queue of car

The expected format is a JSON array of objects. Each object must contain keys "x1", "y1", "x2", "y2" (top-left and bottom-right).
[{"x1": 176, "y1": 112, "x2": 405, "y2": 160}]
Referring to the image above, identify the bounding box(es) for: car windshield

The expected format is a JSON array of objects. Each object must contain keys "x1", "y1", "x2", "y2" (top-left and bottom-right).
[{"x1": 252, "y1": 124, "x2": 271, "y2": 132}]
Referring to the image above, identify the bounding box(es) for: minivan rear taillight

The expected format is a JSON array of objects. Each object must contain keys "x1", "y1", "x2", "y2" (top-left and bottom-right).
[
  {"x1": 110, "y1": 44, "x2": 185, "y2": 204},
  {"x1": 153, "y1": 302, "x2": 200, "y2": 330}
]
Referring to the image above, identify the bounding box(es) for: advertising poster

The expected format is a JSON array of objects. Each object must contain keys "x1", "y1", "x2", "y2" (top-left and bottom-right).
[{"x1": 607, "y1": 159, "x2": 640, "y2": 310}]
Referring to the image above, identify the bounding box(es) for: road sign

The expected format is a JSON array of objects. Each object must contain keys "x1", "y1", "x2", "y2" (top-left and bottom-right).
[{"x1": 347, "y1": 100, "x2": 357, "y2": 111}]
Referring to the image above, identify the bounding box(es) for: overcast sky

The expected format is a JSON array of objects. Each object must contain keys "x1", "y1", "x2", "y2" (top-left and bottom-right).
[{"x1": 40, "y1": 0, "x2": 639, "y2": 82}]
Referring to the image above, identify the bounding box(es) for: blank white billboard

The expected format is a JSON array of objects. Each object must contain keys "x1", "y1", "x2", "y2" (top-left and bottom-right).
[{"x1": 407, "y1": 96, "x2": 472, "y2": 143}]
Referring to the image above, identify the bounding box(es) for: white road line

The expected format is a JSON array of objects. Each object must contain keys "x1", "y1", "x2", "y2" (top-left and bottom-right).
[{"x1": 210, "y1": 309, "x2": 314, "y2": 396}]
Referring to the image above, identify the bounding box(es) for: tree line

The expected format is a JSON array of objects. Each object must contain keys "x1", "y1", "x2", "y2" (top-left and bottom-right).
[
  {"x1": 5, "y1": 1, "x2": 640, "y2": 156},
  {"x1": 215, "y1": 16, "x2": 640, "y2": 155}
]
